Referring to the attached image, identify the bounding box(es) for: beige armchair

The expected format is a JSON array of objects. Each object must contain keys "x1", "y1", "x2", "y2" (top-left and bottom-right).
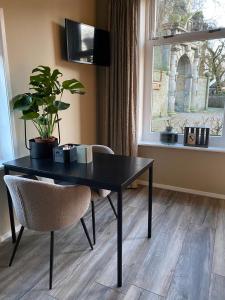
[
  {"x1": 4, "y1": 175, "x2": 93, "y2": 290},
  {"x1": 91, "y1": 145, "x2": 117, "y2": 244}
]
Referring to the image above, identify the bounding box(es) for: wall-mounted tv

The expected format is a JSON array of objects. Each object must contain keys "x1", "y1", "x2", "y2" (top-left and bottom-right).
[{"x1": 65, "y1": 19, "x2": 110, "y2": 66}]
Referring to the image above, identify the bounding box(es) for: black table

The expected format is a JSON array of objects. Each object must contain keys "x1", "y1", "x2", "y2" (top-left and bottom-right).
[{"x1": 3, "y1": 153, "x2": 154, "y2": 287}]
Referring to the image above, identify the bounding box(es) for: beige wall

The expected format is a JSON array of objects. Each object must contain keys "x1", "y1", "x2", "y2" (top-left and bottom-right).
[
  {"x1": 96, "y1": 0, "x2": 108, "y2": 29},
  {"x1": 0, "y1": 0, "x2": 97, "y2": 237},
  {"x1": 139, "y1": 146, "x2": 225, "y2": 195}
]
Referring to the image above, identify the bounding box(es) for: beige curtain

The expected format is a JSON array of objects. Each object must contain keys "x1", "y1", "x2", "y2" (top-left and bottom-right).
[{"x1": 97, "y1": 0, "x2": 140, "y2": 156}]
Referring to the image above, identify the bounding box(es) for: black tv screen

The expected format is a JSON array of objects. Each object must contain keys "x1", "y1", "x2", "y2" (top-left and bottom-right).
[{"x1": 65, "y1": 19, "x2": 110, "y2": 66}]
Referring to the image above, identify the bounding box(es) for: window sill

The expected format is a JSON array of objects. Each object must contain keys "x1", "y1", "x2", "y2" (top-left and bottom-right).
[{"x1": 138, "y1": 141, "x2": 225, "y2": 153}]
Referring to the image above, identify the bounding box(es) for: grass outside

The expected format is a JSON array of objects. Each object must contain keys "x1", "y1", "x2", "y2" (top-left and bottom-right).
[{"x1": 152, "y1": 108, "x2": 224, "y2": 136}]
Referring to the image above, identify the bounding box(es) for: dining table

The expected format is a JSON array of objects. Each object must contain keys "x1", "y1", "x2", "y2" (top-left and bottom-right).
[{"x1": 3, "y1": 152, "x2": 154, "y2": 287}]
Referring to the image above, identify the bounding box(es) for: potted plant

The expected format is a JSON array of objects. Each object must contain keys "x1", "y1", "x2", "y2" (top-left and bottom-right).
[
  {"x1": 13, "y1": 65, "x2": 85, "y2": 159},
  {"x1": 160, "y1": 119, "x2": 178, "y2": 144}
]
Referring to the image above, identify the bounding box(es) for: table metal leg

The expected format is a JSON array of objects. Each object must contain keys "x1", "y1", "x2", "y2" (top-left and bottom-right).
[
  {"x1": 117, "y1": 190, "x2": 123, "y2": 287},
  {"x1": 4, "y1": 167, "x2": 16, "y2": 243},
  {"x1": 148, "y1": 166, "x2": 153, "y2": 239}
]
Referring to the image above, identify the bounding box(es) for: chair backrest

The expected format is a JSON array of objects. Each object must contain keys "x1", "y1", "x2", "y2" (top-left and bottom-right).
[
  {"x1": 92, "y1": 145, "x2": 114, "y2": 155},
  {"x1": 92, "y1": 145, "x2": 114, "y2": 197},
  {"x1": 4, "y1": 175, "x2": 91, "y2": 232}
]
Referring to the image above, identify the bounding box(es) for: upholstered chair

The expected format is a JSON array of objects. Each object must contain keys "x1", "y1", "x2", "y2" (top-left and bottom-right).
[
  {"x1": 36, "y1": 144, "x2": 117, "y2": 245},
  {"x1": 4, "y1": 175, "x2": 93, "y2": 290},
  {"x1": 91, "y1": 145, "x2": 117, "y2": 244}
]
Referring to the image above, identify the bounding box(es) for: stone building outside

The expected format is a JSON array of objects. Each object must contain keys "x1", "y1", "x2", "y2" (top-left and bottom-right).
[{"x1": 151, "y1": 2, "x2": 225, "y2": 136}]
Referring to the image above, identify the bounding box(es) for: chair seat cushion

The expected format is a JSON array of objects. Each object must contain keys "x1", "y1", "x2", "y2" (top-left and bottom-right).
[
  {"x1": 91, "y1": 189, "x2": 111, "y2": 201},
  {"x1": 52, "y1": 180, "x2": 110, "y2": 201}
]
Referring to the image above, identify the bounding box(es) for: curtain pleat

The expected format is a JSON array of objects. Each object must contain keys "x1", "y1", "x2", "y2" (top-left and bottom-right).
[{"x1": 97, "y1": 0, "x2": 140, "y2": 156}]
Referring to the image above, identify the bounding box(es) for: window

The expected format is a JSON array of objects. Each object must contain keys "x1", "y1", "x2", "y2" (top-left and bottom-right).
[
  {"x1": 0, "y1": 9, "x2": 14, "y2": 164},
  {"x1": 140, "y1": 0, "x2": 225, "y2": 148}
]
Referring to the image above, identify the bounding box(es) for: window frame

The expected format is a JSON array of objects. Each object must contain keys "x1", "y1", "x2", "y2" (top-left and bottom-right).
[{"x1": 140, "y1": 0, "x2": 225, "y2": 148}]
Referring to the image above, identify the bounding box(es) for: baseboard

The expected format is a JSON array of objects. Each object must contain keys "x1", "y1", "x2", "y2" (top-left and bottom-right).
[
  {"x1": 0, "y1": 225, "x2": 20, "y2": 243},
  {"x1": 137, "y1": 180, "x2": 225, "y2": 200}
]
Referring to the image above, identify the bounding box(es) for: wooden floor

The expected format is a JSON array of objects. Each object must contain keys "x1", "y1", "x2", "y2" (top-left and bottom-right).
[{"x1": 0, "y1": 186, "x2": 225, "y2": 300}]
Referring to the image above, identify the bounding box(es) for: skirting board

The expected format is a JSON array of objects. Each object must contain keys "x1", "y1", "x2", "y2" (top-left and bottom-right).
[
  {"x1": 0, "y1": 225, "x2": 20, "y2": 243},
  {"x1": 137, "y1": 180, "x2": 225, "y2": 200}
]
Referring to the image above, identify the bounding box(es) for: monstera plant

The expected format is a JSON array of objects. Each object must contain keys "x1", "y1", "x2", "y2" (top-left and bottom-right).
[{"x1": 13, "y1": 65, "x2": 85, "y2": 158}]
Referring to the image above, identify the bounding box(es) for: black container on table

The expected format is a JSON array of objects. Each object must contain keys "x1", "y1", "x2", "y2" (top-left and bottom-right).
[
  {"x1": 53, "y1": 144, "x2": 78, "y2": 163},
  {"x1": 29, "y1": 138, "x2": 58, "y2": 159},
  {"x1": 160, "y1": 127, "x2": 178, "y2": 144}
]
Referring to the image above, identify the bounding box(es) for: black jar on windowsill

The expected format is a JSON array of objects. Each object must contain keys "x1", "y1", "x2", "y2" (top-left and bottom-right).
[{"x1": 160, "y1": 126, "x2": 178, "y2": 144}]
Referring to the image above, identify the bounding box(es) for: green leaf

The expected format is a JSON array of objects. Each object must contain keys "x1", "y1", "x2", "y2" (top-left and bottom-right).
[
  {"x1": 54, "y1": 101, "x2": 70, "y2": 110},
  {"x1": 48, "y1": 95, "x2": 56, "y2": 104},
  {"x1": 13, "y1": 94, "x2": 32, "y2": 111},
  {"x1": 30, "y1": 75, "x2": 45, "y2": 82},
  {"x1": 42, "y1": 95, "x2": 55, "y2": 105},
  {"x1": 32, "y1": 96, "x2": 45, "y2": 106},
  {"x1": 37, "y1": 116, "x2": 48, "y2": 125},
  {"x1": 20, "y1": 112, "x2": 39, "y2": 120},
  {"x1": 62, "y1": 79, "x2": 85, "y2": 94},
  {"x1": 45, "y1": 105, "x2": 58, "y2": 114},
  {"x1": 51, "y1": 69, "x2": 62, "y2": 81},
  {"x1": 32, "y1": 65, "x2": 51, "y2": 75}
]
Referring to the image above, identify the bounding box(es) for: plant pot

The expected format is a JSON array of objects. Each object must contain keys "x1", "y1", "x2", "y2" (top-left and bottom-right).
[
  {"x1": 34, "y1": 136, "x2": 57, "y2": 144},
  {"x1": 29, "y1": 138, "x2": 58, "y2": 159},
  {"x1": 160, "y1": 128, "x2": 178, "y2": 144}
]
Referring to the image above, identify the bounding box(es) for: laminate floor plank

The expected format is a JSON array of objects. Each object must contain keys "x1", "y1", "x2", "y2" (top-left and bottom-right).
[
  {"x1": 209, "y1": 273, "x2": 225, "y2": 300},
  {"x1": 97, "y1": 192, "x2": 192, "y2": 295},
  {"x1": 78, "y1": 282, "x2": 124, "y2": 300},
  {"x1": 131, "y1": 193, "x2": 192, "y2": 296},
  {"x1": 166, "y1": 197, "x2": 218, "y2": 300},
  {"x1": 20, "y1": 291, "x2": 58, "y2": 300},
  {"x1": 213, "y1": 199, "x2": 225, "y2": 277},
  {"x1": 189, "y1": 196, "x2": 219, "y2": 229},
  {"x1": 166, "y1": 226, "x2": 215, "y2": 300},
  {"x1": 124, "y1": 285, "x2": 164, "y2": 300},
  {"x1": 0, "y1": 187, "x2": 223, "y2": 300}
]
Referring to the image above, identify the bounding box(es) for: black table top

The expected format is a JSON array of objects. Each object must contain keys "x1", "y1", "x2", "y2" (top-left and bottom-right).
[{"x1": 3, "y1": 153, "x2": 154, "y2": 191}]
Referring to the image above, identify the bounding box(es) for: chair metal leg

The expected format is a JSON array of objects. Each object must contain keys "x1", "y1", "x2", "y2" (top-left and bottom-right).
[
  {"x1": 107, "y1": 195, "x2": 118, "y2": 218},
  {"x1": 9, "y1": 226, "x2": 24, "y2": 266},
  {"x1": 49, "y1": 231, "x2": 54, "y2": 290},
  {"x1": 91, "y1": 201, "x2": 96, "y2": 244},
  {"x1": 80, "y1": 218, "x2": 93, "y2": 250}
]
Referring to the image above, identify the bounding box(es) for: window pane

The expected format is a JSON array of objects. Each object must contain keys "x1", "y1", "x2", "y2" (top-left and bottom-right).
[
  {"x1": 156, "y1": 0, "x2": 225, "y2": 37},
  {"x1": 151, "y1": 38, "x2": 225, "y2": 136}
]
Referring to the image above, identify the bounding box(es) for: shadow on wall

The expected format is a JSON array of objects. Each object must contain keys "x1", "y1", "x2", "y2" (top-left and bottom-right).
[{"x1": 51, "y1": 21, "x2": 96, "y2": 145}]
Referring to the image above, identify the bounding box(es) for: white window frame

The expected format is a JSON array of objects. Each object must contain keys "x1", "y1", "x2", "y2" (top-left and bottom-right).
[
  {"x1": 139, "y1": 0, "x2": 225, "y2": 149},
  {"x1": 0, "y1": 8, "x2": 15, "y2": 164}
]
